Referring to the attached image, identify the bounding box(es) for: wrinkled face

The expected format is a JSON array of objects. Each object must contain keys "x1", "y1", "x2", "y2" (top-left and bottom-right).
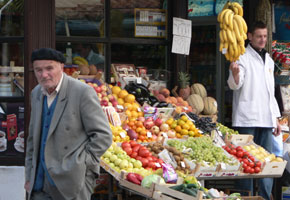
[
  {"x1": 33, "y1": 60, "x2": 63, "y2": 93},
  {"x1": 248, "y1": 28, "x2": 267, "y2": 51}
]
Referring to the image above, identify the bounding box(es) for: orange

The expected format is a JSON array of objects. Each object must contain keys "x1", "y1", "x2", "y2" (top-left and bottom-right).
[
  {"x1": 175, "y1": 125, "x2": 182, "y2": 133},
  {"x1": 117, "y1": 98, "x2": 124, "y2": 105},
  {"x1": 181, "y1": 129, "x2": 188, "y2": 135},
  {"x1": 125, "y1": 110, "x2": 132, "y2": 118},
  {"x1": 182, "y1": 123, "x2": 190, "y2": 130},
  {"x1": 140, "y1": 130, "x2": 147, "y2": 136},
  {"x1": 136, "y1": 121, "x2": 143, "y2": 128},
  {"x1": 125, "y1": 94, "x2": 136, "y2": 104},
  {"x1": 188, "y1": 131, "x2": 195, "y2": 137},
  {"x1": 136, "y1": 127, "x2": 142, "y2": 133},
  {"x1": 176, "y1": 133, "x2": 182, "y2": 138},
  {"x1": 189, "y1": 124, "x2": 196, "y2": 131},
  {"x1": 166, "y1": 118, "x2": 174, "y2": 125},
  {"x1": 180, "y1": 115, "x2": 188, "y2": 121},
  {"x1": 138, "y1": 111, "x2": 144, "y2": 117},
  {"x1": 123, "y1": 103, "x2": 132, "y2": 111},
  {"x1": 112, "y1": 86, "x2": 121, "y2": 95},
  {"x1": 170, "y1": 122, "x2": 177, "y2": 129},
  {"x1": 118, "y1": 90, "x2": 128, "y2": 99},
  {"x1": 131, "y1": 111, "x2": 138, "y2": 118},
  {"x1": 177, "y1": 119, "x2": 185, "y2": 126}
]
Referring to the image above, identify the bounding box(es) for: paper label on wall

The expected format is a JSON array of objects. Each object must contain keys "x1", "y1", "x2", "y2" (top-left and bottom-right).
[
  {"x1": 173, "y1": 17, "x2": 192, "y2": 37},
  {"x1": 172, "y1": 35, "x2": 191, "y2": 55}
]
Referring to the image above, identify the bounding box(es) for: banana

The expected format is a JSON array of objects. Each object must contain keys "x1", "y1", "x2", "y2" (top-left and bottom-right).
[
  {"x1": 228, "y1": 12, "x2": 234, "y2": 30},
  {"x1": 226, "y1": 29, "x2": 235, "y2": 44},
  {"x1": 219, "y1": 42, "x2": 224, "y2": 52},
  {"x1": 219, "y1": 9, "x2": 231, "y2": 24},
  {"x1": 232, "y1": 2, "x2": 243, "y2": 17},
  {"x1": 233, "y1": 19, "x2": 242, "y2": 42},
  {"x1": 223, "y1": 9, "x2": 234, "y2": 27},
  {"x1": 225, "y1": 52, "x2": 230, "y2": 61},
  {"x1": 73, "y1": 60, "x2": 84, "y2": 66},
  {"x1": 222, "y1": 29, "x2": 228, "y2": 43},
  {"x1": 224, "y1": 42, "x2": 229, "y2": 50},
  {"x1": 222, "y1": 1, "x2": 231, "y2": 10},
  {"x1": 231, "y1": 6, "x2": 239, "y2": 15},
  {"x1": 219, "y1": 31, "x2": 224, "y2": 43},
  {"x1": 73, "y1": 56, "x2": 88, "y2": 66},
  {"x1": 235, "y1": 15, "x2": 248, "y2": 33},
  {"x1": 240, "y1": 44, "x2": 246, "y2": 54}
]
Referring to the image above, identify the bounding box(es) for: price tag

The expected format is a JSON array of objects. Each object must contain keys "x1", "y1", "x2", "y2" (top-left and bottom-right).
[
  {"x1": 183, "y1": 107, "x2": 188, "y2": 110},
  {"x1": 162, "y1": 132, "x2": 168, "y2": 138},
  {"x1": 137, "y1": 107, "x2": 141, "y2": 112},
  {"x1": 137, "y1": 77, "x2": 142, "y2": 84},
  {"x1": 218, "y1": 130, "x2": 223, "y2": 137},
  {"x1": 222, "y1": 48, "x2": 227, "y2": 54},
  {"x1": 147, "y1": 132, "x2": 152, "y2": 138},
  {"x1": 221, "y1": 163, "x2": 226, "y2": 170},
  {"x1": 119, "y1": 131, "x2": 126, "y2": 138},
  {"x1": 117, "y1": 105, "x2": 124, "y2": 110},
  {"x1": 198, "y1": 130, "x2": 203, "y2": 134},
  {"x1": 214, "y1": 101, "x2": 217, "y2": 107},
  {"x1": 197, "y1": 181, "x2": 202, "y2": 187},
  {"x1": 265, "y1": 157, "x2": 271, "y2": 162},
  {"x1": 181, "y1": 161, "x2": 186, "y2": 168},
  {"x1": 155, "y1": 163, "x2": 161, "y2": 168}
]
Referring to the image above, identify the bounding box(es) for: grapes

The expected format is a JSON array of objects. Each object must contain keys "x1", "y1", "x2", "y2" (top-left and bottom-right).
[
  {"x1": 167, "y1": 136, "x2": 232, "y2": 165},
  {"x1": 186, "y1": 113, "x2": 216, "y2": 133},
  {"x1": 217, "y1": 123, "x2": 239, "y2": 136}
]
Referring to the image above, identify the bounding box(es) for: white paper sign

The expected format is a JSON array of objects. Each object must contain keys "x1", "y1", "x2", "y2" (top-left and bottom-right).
[
  {"x1": 173, "y1": 17, "x2": 192, "y2": 37},
  {"x1": 172, "y1": 35, "x2": 191, "y2": 55}
]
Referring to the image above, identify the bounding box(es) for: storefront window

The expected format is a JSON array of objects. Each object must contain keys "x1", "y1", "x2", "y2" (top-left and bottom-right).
[
  {"x1": 55, "y1": 0, "x2": 104, "y2": 37},
  {"x1": 56, "y1": 42, "x2": 105, "y2": 73},
  {"x1": 0, "y1": 43, "x2": 24, "y2": 97},
  {"x1": 0, "y1": 102, "x2": 25, "y2": 157},
  {"x1": 110, "y1": 0, "x2": 167, "y2": 38},
  {"x1": 0, "y1": 0, "x2": 24, "y2": 36},
  {"x1": 112, "y1": 44, "x2": 166, "y2": 70}
]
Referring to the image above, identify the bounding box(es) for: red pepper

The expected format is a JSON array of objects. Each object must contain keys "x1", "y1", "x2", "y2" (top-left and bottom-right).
[
  {"x1": 126, "y1": 173, "x2": 141, "y2": 185},
  {"x1": 134, "y1": 173, "x2": 143, "y2": 182}
]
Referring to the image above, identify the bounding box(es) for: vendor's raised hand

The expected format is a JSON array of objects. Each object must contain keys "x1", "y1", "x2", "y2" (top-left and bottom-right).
[{"x1": 230, "y1": 62, "x2": 240, "y2": 85}]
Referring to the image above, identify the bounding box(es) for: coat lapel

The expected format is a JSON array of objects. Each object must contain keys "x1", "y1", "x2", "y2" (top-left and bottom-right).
[{"x1": 47, "y1": 74, "x2": 69, "y2": 137}]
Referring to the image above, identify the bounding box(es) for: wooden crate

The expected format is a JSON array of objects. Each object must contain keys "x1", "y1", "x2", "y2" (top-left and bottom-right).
[
  {"x1": 260, "y1": 160, "x2": 287, "y2": 176},
  {"x1": 153, "y1": 183, "x2": 203, "y2": 200},
  {"x1": 119, "y1": 171, "x2": 154, "y2": 198},
  {"x1": 100, "y1": 160, "x2": 120, "y2": 180}
]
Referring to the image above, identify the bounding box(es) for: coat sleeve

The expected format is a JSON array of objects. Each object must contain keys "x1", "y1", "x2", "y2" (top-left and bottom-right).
[
  {"x1": 25, "y1": 93, "x2": 34, "y2": 182},
  {"x1": 79, "y1": 86, "x2": 112, "y2": 169}
]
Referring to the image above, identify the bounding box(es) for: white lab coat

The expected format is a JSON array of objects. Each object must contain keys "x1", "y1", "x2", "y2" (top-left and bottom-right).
[{"x1": 227, "y1": 44, "x2": 280, "y2": 128}]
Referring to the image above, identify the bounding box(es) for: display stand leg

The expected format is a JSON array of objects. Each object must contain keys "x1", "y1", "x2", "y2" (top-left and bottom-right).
[{"x1": 108, "y1": 174, "x2": 114, "y2": 200}]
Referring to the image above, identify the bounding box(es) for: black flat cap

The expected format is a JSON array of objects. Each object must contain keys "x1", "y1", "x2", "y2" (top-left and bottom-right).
[{"x1": 31, "y1": 48, "x2": 65, "y2": 64}]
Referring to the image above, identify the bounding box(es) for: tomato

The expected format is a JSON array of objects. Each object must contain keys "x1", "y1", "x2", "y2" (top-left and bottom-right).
[
  {"x1": 238, "y1": 157, "x2": 242, "y2": 162},
  {"x1": 254, "y1": 167, "x2": 261, "y2": 173},
  {"x1": 121, "y1": 142, "x2": 131, "y2": 149},
  {"x1": 136, "y1": 156, "x2": 142, "y2": 161},
  {"x1": 131, "y1": 152, "x2": 138, "y2": 159},
  {"x1": 139, "y1": 149, "x2": 150, "y2": 157},
  {"x1": 225, "y1": 146, "x2": 231, "y2": 153},
  {"x1": 249, "y1": 168, "x2": 255, "y2": 174},
  {"x1": 147, "y1": 162, "x2": 156, "y2": 170},
  {"x1": 124, "y1": 147, "x2": 132, "y2": 155},
  {"x1": 245, "y1": 166, "x2": 252, "y2": 173},
  {"x1": 140, "y1": 158, "x2": 149, "y2": 168},
  {"x1": 248, "y1": 162, "x2": 255, "y2": 168},
  {"x1": 236, "y1": 151, "x2": 244, "y2": 158},
  {"x1": 230, "y1": 149, "x2": 237, "y2": 155},
  {"x1": 243, "y1": 158, "x2": 249, "y2": 165},
  {"x1": 129, "y1": 140, "x2": 138, "y2": 147},
  {"x1": 236, "y1": 146, "x2": 243, "y2": 152},
  {"x1": 255, "y1": 161, "x2": 262, "y2": 168},
  {"x1": 242, "y1": 163, "x2": 248, "y2": 169},
  {"x1": 132, "y1": 145, "x2": 141, "y2": 153},
  {"x1": 249, "y1": 156, "x2": 255, "y2": 162},
  {"x1": 158, "y1": 159, "x2": 164, "y2": 164},
  {"x1": 244, "y1": 151, "x2": 250, "y2": 157},
  {"x1": 230, "y1": 144, "x2": 235, "y2": 149},
  {"x1": 147, "y1": 156, "x2": 153, "y2": 162},
  {"x1": 152, "y1": 156, "x2": 158, "y2": 162},
  {"x1": 148, "y1": 152, "x2": 152, "y2": 157}
]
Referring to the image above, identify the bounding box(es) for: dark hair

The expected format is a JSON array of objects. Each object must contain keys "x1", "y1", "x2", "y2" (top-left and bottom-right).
[
  {"x1": 248, "y1": 21, "x2": 267, "y2": 34},
  {"x1": 31, "y1": 48, "x2": 65, "y2": 63}
]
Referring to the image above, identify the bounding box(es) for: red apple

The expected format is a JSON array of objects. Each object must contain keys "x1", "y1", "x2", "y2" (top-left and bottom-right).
[
  {"x1": 101, "y1": 85, "x2": 107, "y2": 92},
  {"x1": 100, "y1": 100, "x2": 108, "y2": 106},
  {"x1": 144, "y1": 120, "x2": 154, "y2": 130},
  {"x1": 102, "y1": 96, "x2": 109, "y2": 102},
  {"x1": 95, "y1": 86, "x2": 102, "y2": 93},
  {"x1": 154, "y1": 118, "x2": 163, "y2": 127},
  {"x1": 101, "y1": 91, "x2": 107, "y2": 97},
  {"x1": 108, "y1": 94, "x2": 115, "y2": 102},
  {"x1": 151, "y1": 126, "x2": 160, "y2": 134}
]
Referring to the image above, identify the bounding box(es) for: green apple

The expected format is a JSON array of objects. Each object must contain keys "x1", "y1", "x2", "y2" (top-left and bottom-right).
[
  {"x1": 109, "y1": 163, "x2": 115, "y2": 168},
  {"x1": 114, "y1": 158, "x2": 122, "y2": 166},
  {"x1": 128, "y1": 163, "x2": 133, "y2": 169},
  {"x1": 110, "y1": 155, "x2": 118, "y2": 162},
  {"x1": 133, "y1": 160, "x2": 142, "y2": 168},
  {"x1": 103, "y1": 151, "x2": 112, "y2": 158},
  {"x1": 119, "y1": 160, "x2": 129, "y2": 169}
]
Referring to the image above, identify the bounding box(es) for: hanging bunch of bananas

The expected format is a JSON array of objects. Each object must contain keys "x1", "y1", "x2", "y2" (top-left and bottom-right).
[
  {"x1": 73, "y1": 56, "x2": 89, "y2": 66},
  {"x1": 218, "y1": 2, "x2": 248, "y2": 62}
]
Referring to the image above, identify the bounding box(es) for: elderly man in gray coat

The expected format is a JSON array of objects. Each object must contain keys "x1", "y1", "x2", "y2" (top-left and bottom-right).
[{"x1": 25, "y1": 48, "x2": 112, "y2": 200}]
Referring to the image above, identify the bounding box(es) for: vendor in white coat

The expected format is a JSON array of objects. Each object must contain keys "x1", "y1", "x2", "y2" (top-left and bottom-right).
[{"x1": 227, "y1": 21, "x2": 281, "y2": 200}]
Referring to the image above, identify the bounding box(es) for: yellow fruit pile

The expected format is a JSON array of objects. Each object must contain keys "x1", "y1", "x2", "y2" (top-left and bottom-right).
[
  {"x1": 218, "y1": 2, "x2": 247, "y2": 62},
  {"x1": 110, "y1": 123, "x2": 130, "y2": 142},
  {"x1": 111, "y1": 86, "x2": 144, "y2": 120},
  {"x1": 165, "y1": 115, "x2": 201, "y2": 138}
]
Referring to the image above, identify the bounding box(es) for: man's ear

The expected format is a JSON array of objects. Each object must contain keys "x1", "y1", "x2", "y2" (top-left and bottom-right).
[{"x1": 248, "y1": 32, "x2": 252, "y2": 42}]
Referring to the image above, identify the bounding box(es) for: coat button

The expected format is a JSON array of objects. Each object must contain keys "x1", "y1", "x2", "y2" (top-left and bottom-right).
[
  {"x1": 65, "y1": 127, "x2": 69, "y2": 131},
  {"x1": 64, "y1": 146, "x2": 68, "y2": 150}
]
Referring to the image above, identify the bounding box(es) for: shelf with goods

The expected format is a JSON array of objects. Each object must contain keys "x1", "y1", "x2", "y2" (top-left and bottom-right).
[{"x1": 67, "y1": 69, "x2": 287, "y2": 199}]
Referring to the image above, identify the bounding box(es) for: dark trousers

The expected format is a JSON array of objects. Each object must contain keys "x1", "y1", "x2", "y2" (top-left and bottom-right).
[{"x1": 233, "y1": 127, "x2": 273, "y2": 200}]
